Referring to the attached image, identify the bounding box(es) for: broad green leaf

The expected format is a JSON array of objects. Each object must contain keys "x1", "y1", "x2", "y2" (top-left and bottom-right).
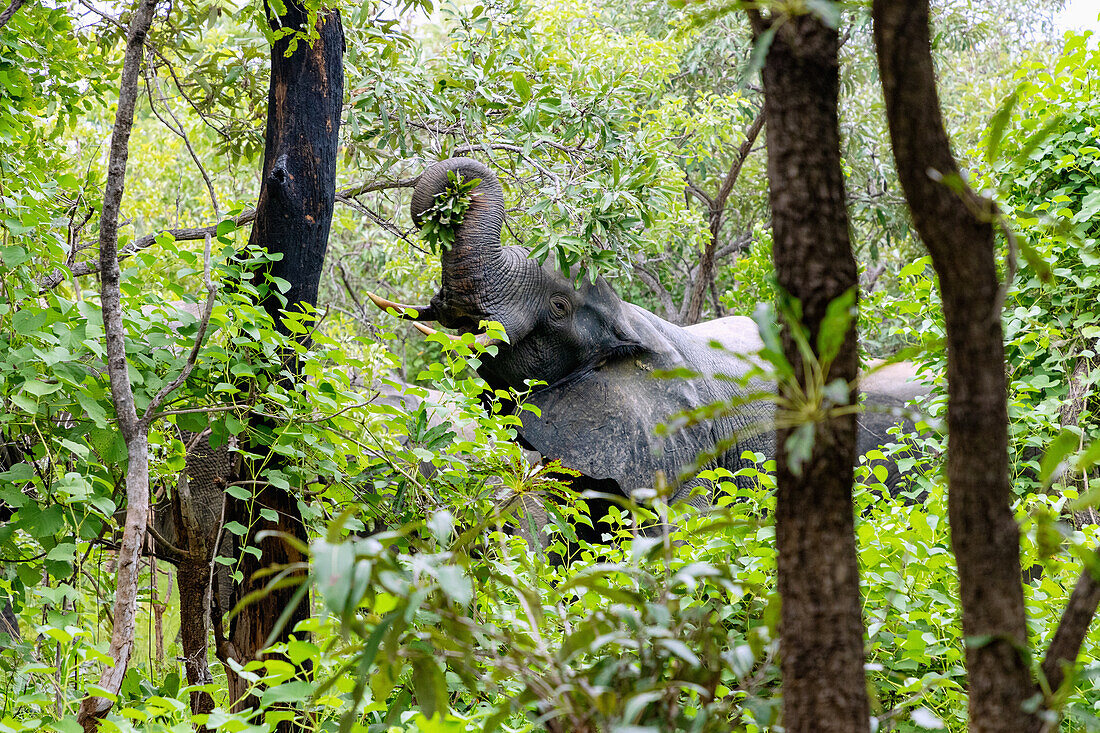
[
  {"x1": 511, "y1": 71, "x2": 532, "y2": 102},
  {"x1": 985, "y1": 87, "x2": 1020, "y2": 165},
  {"x1": 1040, "y1": 428, "x2": 1080, "y2": 487}
]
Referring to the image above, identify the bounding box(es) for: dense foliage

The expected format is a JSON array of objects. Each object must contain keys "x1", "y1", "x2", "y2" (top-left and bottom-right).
[{"x1": 1, "y1": 0, "x2": 1099, "y2": 731}]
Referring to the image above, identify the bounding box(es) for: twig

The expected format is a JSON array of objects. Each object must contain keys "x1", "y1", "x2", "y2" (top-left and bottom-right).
[
  {"x1": 146, "y1": 403, "x2": 249, "y2": 421},
  {"x1": 40, "y1": 178, "x2": 418, "y2": 290},
  {"x1": 681, "y1": 110, "x2": 765, "y2": 324},
  {"x1": 145, "y1": 522, "x2": 186, "y2": 561},
  {"x1": 141, "y1": 232, "x2": 217, "y2": 422},
  {"x1": 0, "y1": 0, "x2": 27, "y2": 30},
  {"x1": 631, "y1": 262, "x2": 677, "y2": 322},
  {"x1": 452, "y1": 141, "x2": 562, "y2": 195},
  {"x1": 143, "y1": 49, "x2": 220, "y2": 217}
]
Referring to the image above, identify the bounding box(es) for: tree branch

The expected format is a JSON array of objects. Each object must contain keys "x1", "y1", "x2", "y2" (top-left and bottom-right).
[
  {"x1": 631, "y1": 262, "x2": 677, "y2": 322},
  {"x1": 0, "y1": 0, "x2": 26, "y2": 30},
  {"x1": 679, "y1": 230, "x2": 754, "y2": 323},
  {"x1": 452, "y1": 141, "x2": 561, "y2": 195},
  {"x1": 685, "y1": 179, "x2": 713, "y2": 209},
  {"x1": 39, "y1": 177, "x2": 418, "y2": 291},
  {"x1": 682, "y1": 111, "x2": 765, "y2": 325},
  {"x1": 873, "y1": 1, "x2": 1037, "y2": 729},
  {"x1": 713, "y1": 109, "x2": 765, "y2": 216},
  {"x1": 143, "y1": 49, "x2": 220, "y2": 217},
  {"x1": 78, "y1": 0, "x2": 160, "y2": 728},
  {"x1": 1041, "y1": 560, "x2": 1100, "y2": 694}
]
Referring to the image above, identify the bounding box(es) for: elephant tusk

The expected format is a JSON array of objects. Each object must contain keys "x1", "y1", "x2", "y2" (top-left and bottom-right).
[
  {"x1": 409, "y1": 322, "x2": 505, "y2": 350},
  {"x1": 366, "y1": 291, "x2": 433, "y2": 320}
]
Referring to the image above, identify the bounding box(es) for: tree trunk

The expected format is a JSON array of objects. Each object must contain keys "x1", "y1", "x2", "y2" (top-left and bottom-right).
[
  {"x1": 752, "y1": 8, "x2": 869, "y2": 732},
  {"x1": 223, "y1": 1, "x2": 343, "y2": 724},
  {"x1": 77, "y1": 0, "x2": 160, "y2": 728},
  {"x1": 176, "y1": 442, "x2": 223, "y2": 717},
  {"x1": 872, "y1": 2, "x2": 1038, "y2": 731},
  {"x1": 178, "y1": 556, "x2": 216, "y2": 716}
]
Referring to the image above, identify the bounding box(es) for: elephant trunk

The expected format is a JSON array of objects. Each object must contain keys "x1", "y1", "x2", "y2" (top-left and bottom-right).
[{"x1": 411, "y1": 158, "x2": 510, "y2": 332}]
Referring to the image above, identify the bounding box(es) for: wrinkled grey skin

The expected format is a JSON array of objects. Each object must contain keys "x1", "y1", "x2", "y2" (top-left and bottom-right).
[
  {"x1": 406, "y1": 158, "x2": 773, "y2": 507},
  {"x1": 401, "y1": 157, "x2": 929, "y2": 508},
  {"x1": 687, "y1": 316, "x2": 930, "y2": 491}
]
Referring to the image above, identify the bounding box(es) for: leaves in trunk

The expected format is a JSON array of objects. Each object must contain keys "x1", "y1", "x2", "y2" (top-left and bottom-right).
[{"x1": 419, "y1": 172, "x2": 483, "y2": 255}]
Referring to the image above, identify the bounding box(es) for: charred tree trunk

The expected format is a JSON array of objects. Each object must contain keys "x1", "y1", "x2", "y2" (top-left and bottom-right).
[
  {"x1": 873, "y1": 2, "x2": 1038, "y2": 731},
  {"x1": 751, "y1": 8, "x2": 869, "y2": 731},
  {"x1": 223, "y1": 0, "x2": 343, "y2": 720}
]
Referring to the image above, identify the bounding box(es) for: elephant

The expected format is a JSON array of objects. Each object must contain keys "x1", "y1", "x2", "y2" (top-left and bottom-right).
[{"x1": 370, "y1": 157, "x2": 931, "y2": 525}]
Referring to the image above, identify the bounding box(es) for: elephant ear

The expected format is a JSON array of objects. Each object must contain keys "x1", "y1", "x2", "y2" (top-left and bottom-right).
[{"x1": 518, "y1": 356, "x2": 731, "y2": 504}]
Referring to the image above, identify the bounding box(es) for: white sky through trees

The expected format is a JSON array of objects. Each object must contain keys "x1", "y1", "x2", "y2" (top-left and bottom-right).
[{"x1": 1058, "y1": 0, "x2": 1100, "y2": 32}]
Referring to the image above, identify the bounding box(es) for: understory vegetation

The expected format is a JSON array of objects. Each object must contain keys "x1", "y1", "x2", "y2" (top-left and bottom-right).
[{"x1": 1, "y1": 0, "x2": 1100, "y2": 730}]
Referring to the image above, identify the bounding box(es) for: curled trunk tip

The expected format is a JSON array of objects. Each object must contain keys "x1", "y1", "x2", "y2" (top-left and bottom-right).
[
  {"x1": 410, "y1": 157, "x2": 503, "y2": 230},
  {"x1": 408, "y1": 157, "x2": 510, "y2": 333}
]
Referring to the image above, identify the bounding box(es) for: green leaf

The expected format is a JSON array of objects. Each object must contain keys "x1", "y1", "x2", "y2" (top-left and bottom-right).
[
  {"x1": 985, "y1": 87, "x2": 1020, "y2": 164},
  {"x1": 816, "y1": 287, "x2": 857, "y2": 365},
  {"x1": 805, "y1": 0, "x2": 841, "y2": 28},
  {"x1": 17, "y1": 504, "x2": 64, "y2": 538},
  {"x1": 511, "y1": 71, "x2": 532, "y2": 102},
  {"x1": 10, "y1": 392, "x2": 37, "y2": 414},
  {"x1": 784, "y1": 422, "x2": 815, "y2": 477},
  {"x1": 175, "y1": 410, "x2": 208, "y2": 433},
  {"x1": 435, "y1": 565, "x2": 471, "y2": 606},
  {"x1": 410, "y1": 656, "x2": 447, "y2": 720},
  {"x1": 226, "y1": 484, "x2": 251, "y2": 500},
  {"x1": 1014, "y1": 231, "x2": 1052, "y2": 283},
  {"x1": 743, "y1": 23, "x2": 777, "y2": 85},
  {"x1": 224, "y1": 521, "x2": 248, "y2": 536},
  {"x1": 260, "y1": 680, "x2": 313, "y2": 706},
  {"x1": 22, "y1": 379, "x2": 62, "y2": 397},
  {"x1": 658, "y1": 638, "x2": 701, "y2": 667},
  {"x1": 1040, "y1": 428, "x2": 1080, "y2": 487},
  {"x1": 77, "y1": 390, "x2": 109, "y2": 428},
  {"x1": 1014, "y1": 113, "x2": 1065, "y2": 164},
  {"x1": 46, "y1": 542, "x2": 76, "y2": 562},
  {"x1": 0, "y1": 463, "x2": 34, "y2": 483}
]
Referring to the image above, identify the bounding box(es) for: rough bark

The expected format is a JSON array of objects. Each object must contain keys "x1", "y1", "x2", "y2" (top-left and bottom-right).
[
  {"x1": 77, "y1": 0, "x2": 160, "y2": 729},
  {"x1": 1037, "y1": 352, "x2": 1100, "y2": 693},
  {"x1": 175, "y1": 450, "x2": 220, "y2": 717},
  {"x1": 1056, "y1": 355, "x2": 1100, "y2": 528},
  {"x1": 0, "y1": 0, "x2": 25, "y2": 30},
  {"x1": 1042, "y1": 561, "x2": 1100, "y2": 694},
  {"x1": 223, "y1": 1, "x2": 343, "y2": 722},
  {"x1": 752, "y1": 9, "x2": 869, "y2": 732},
  {"x1": 872, "y1": 2, "x2": 1038, "y2": 731}
]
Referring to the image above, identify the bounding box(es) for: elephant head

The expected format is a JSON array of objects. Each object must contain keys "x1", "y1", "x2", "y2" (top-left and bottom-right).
[{"x1": 373, "y1": 158, "x2": 775, "y2": 506}]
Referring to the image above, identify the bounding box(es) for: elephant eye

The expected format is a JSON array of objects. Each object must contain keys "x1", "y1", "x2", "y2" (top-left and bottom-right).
[{"x1": 549, "y1": 294, "x2": 571, "y2": 318}]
